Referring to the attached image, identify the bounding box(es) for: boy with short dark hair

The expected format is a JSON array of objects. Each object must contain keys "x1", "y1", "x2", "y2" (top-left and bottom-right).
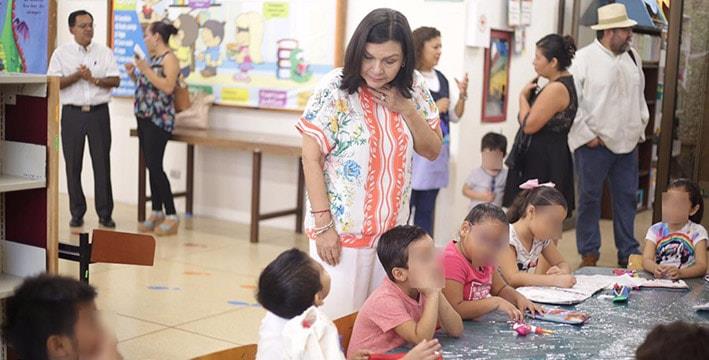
[
  {"x1": 347, "y1": 226, "x2": 464, "y2": 357},
  {"x1": 2, "y1": 275, "x2": 121, "y2": 360},
  {"x1": 636, "y1": 321, "x2": 709, "y2": 360},
  {"x1": 256, "y1": 248, "x2": 442, "y2": 360},
  {"x1": 463, "y1": 132, "x2": 509, "y2": 209}
]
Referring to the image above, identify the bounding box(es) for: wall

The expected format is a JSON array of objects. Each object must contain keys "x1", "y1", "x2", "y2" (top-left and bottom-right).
[{"x1": 55, "y1": 0, "x2": 558, "y2": 244}]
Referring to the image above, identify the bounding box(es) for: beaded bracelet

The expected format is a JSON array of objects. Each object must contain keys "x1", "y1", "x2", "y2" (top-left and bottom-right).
[{"x1": 312, "y1": 220, "x2": 335, "y2": 236}]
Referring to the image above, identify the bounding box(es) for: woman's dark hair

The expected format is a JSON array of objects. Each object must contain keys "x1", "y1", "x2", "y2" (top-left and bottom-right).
[
  {"x1": 636, "y1": 321, "x2": 709, "y2": 360},
  {"x1": 412, "y1": 26, "x2": 441, "y2": 70},
  {"x1": 3, "y1": 275, "x2": 97, "y2": 360},
  {"x1": 465, "y1": 203, "x2": 508, "y2": 226},
  {"x1": 507, "y1": 185, "x2": 568, "y2": 223},
  {"x1": 481, "y1": 132, "x2": 508, "y2": 156},
  {"x1": 340, "y1": 8, "x2": 416, "y2": 98},
  {"x1": 151, "y1": 21, "x2": 179, "y2": 44},
  {"x1": 68, "y1": 10, "x2": 93, "y2": 28},
  {"x1": 378, "y1": 225, "x2": 428, "y2": 281},
  {"x1": 257, "y1": 248, "x2": 322, "y2": 319},
  {"x1": 536, "y1": 34, "x2": 576, "y2": 71},
  {"x1": 667, "y1": 178, "x2": 704, "y2": 223}
]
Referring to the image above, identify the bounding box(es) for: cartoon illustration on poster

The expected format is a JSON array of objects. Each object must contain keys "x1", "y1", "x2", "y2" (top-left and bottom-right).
[
  {"x1": 113, "y1": 0, "x2": 336, "y2": 110},
  {"x1": 0, "y1": 0, "x2": 49, "y2": 74}
]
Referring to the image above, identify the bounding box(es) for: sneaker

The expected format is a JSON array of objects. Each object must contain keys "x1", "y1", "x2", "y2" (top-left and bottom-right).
[
  {"x1": 138, "y1": 214, "x2": 165, "y2": 233},
  {"x1": 580, "y1": 254, "x2": 599, "y2": 268},
  {"x1": 154, "y1": 217, "x2": 179, "y2": 236}
]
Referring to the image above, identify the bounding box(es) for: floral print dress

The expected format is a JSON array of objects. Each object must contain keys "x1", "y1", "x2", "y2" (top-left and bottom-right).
[
  {"x1": 296, "y1": 69, "x2": 440, "y2": 249},
  {"x1": 134, "y1": 52, "x2": 175, "y2": 133}
]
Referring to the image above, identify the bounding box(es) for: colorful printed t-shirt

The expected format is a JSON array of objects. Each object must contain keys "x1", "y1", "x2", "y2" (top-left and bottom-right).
[
  {"x1": 645, "y1": 221, "x2": 708, "y2": 268},
  {"x1": 296, "y1": 68, "x2": 440, "y2": 248},
  {"x1": 347, "y1": 278, "x2": 427, "y2": 357},
  {"x1": 442, "y1": 240, "x2": 494, "y2": 301},
  {"x1": 509, "y1": 224, "x2": 552, "y2": 272}
]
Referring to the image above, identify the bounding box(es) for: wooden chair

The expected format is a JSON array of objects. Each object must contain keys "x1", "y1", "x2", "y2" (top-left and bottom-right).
[
  {"x1": 333, "y1": 312, "x2": 358, "y2": 354},
  {"x1": 59, "y1": 229, "x2": 156, "y2": 283},
  {"x1": 192, "y1": 344, "x2": 257, "y2": 360}
]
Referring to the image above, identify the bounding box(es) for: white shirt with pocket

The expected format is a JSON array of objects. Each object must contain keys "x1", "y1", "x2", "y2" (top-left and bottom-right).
[
  {"x1": 47, "y1": 41, "x2": 120, "y2": 106},
  {"x1": 568, "y1": 39, "x2": 649, "y2": 154}
]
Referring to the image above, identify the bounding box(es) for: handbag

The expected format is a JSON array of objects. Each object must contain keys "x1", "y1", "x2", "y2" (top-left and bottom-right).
[
  {"x1": 505, "y1": 82, "x2": 539, "y2": 170},
  {"x1": 174, "y1": 75, "x2": 191, "y2": 113}
]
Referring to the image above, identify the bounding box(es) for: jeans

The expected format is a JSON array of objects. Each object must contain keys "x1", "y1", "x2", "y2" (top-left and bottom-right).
[
  {"x1": 575, "y1": 145, "x2": 640, "y2": 263},
  {"x1": 410, "y1": 189, "x2": 440, "y2": 235},
  {"x1": 137, "y1": 118, "x2": 176, "y2": 215}
]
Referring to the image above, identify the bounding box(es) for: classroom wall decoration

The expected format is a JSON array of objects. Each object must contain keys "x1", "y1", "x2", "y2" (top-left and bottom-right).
[
  {"x1": 111, "y1": 0, "x2": 338, "y2": 110},
  {"x1": 481, "y1": 30, "x2": 512, "y2": 123},
  {"x1": 0, "y1": 0, "x2": 50, "y2": 74}
]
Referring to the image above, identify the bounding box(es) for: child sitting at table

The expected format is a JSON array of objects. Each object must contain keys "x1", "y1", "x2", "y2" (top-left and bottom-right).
[
  {"x1": 642, "y1": 178, "x2": 707, "y2": 280},
  {"x1": 636, "y1": 321, "x2": 709, "y2": 360},
  {"x1": 347, "y1": 226, "x2": 463, "y2": 357},
  {"x1": 442, "y1": 203, "x2": 543, "y2": 321},
  {"x1": 256, "y1": 248, "x2": 442, "y2": 360},
  {"x1": 462, "y1": 132, "x2": 508, "y2": 209},
  {"x1": 497, "y1": 181, "x2": 576, "y2": 288},
  {"x1": 2, "y1": 275, "x2": 122, "y2": 360}
]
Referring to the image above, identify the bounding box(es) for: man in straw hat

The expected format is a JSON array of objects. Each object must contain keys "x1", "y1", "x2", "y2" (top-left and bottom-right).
[{"x1": 569, "y1": 3, "x2": 649, "y2": 268}]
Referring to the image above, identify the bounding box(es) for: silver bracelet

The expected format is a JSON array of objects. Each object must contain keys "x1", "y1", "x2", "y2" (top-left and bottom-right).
[{"x1": 312, "y1": 220, "x2": 335, "y2": 236}]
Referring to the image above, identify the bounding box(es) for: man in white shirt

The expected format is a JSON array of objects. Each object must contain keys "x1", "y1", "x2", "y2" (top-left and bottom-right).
[
  {"x1": 569, "y1": 3, "x2": 650, "y2": 268},
  {"x1": 48, "y1": 10, "x2": 120, "y2": 228}
]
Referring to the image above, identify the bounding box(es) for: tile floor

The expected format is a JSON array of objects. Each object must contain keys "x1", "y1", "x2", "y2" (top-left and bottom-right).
[{"x1": 58, "y1": 195, "x2": 652, "y2": 359}]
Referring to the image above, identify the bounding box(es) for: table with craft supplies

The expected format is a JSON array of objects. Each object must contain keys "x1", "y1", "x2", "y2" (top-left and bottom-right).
[{"x1": 394, "y1": 267, "x2": 709, "y2": 359}]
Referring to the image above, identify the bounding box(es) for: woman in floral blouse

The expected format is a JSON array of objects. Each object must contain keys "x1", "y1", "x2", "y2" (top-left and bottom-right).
[{"x1": 296, "y1": 8, "x2": 442, "y2": 318}]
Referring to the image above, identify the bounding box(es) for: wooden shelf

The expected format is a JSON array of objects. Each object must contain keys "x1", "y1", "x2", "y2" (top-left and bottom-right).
[
  {"x1": 0, "y1": 73, "x2": 48, "y2": 84},
  {"x1": 0, "y1": 175, "x2": 46, "y2": 193},
  {"x1": 0, "y1": 273, "x2": 24, "y2": 299}
]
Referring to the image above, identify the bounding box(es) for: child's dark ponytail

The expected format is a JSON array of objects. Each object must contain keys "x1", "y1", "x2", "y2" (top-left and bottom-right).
[
  {"x1": 507, "y1": 184, "x2": 568, "y2": 223},
  {"x1": 667, "y1": 178, "x2": 704, "y2": 224}
]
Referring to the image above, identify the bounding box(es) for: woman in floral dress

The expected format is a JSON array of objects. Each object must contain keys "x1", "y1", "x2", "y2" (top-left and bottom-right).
[{"x1": 296, "y1": 8, "x2": 442, "y2": 318}]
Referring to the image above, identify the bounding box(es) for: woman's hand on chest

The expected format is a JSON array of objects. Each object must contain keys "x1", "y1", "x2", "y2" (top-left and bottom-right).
[{"x1": 369, "y1": 85, "x2": 416, "y2": 116}]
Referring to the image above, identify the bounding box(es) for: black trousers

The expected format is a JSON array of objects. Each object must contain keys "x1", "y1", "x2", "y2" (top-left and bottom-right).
[
  {"x1": 137, "y1": 118, "x2": 176, "y2": 215},
  {"x1": 61, "y1": 104, "x2": 114, "y2": 220}
]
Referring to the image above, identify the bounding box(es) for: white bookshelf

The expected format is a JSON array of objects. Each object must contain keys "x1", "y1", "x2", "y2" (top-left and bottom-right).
[
  {"x1": 0, "y1": 274, "x2": 23, "y2": 300},
  {"x1": 0, "y1": 175, "x2": 46, "y2": 193}
]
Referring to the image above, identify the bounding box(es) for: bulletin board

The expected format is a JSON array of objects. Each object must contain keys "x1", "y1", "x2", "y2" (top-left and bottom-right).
[
  {"x1": 109, "y1": 0, "x2": 346, "y2": 111},
  {"x1": 0, "y1": 0, "x2": 54, "y2": 74}
]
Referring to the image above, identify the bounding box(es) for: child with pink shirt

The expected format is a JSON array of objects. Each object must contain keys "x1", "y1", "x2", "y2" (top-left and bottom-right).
[
  {"x1": 442, "y1": 203, "x2": 543, "y2": 321},
  {"x1": 348, "y1": 226, "x2": 463, "y2": 357}
]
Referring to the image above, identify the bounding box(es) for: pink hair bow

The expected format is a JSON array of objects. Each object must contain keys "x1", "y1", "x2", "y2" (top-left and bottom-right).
[{"x1": 519, "y1": 179, "x2": 556, "y2": 190}]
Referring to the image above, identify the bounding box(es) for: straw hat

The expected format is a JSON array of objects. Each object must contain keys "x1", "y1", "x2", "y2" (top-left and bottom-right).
[{"x1": 591, "y1": 3, "x2": 637, "y2": 30}]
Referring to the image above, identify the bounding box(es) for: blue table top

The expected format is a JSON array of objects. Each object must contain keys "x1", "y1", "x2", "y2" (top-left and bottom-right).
[{"x1": 399, "y1": 267, "x2": 709, "y2": 360}]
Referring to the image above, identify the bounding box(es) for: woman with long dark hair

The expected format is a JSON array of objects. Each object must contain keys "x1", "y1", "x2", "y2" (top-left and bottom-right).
[
  {"x1": 296, "y1": 8, "x2": 442, "y2": 318},
  {"x1": 503, "y1": 34, "x2": 578, "y2": 216}
]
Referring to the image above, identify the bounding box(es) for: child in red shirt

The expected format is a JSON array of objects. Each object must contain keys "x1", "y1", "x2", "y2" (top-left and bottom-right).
[
  {"x1": 442, "y1": 203, "x2": 542, "y2": 321},
  {"x1": 348, "y1": 226, "x2": 463, "y2": 357}
]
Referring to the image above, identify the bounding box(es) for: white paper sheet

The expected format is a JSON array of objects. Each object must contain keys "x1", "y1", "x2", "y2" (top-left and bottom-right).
[{"x1": 465, "y1": 0, "x2": 490, "y2": 48}]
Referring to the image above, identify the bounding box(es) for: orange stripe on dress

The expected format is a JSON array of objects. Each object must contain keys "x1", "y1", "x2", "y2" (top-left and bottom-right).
[{"x1": 295, "y1": 117, "x2": 334, "y2": 153}]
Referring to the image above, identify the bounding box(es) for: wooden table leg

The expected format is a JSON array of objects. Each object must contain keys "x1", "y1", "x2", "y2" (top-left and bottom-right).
[
  {"x1": 250, "y1": 151, "x2": 262, "y2": 243},
  {"x1": 186, "y1": 144, "x2": 194, "y2": 217},
  {"x1": 138, "y1": 142, "x2": 147, "y2": 222},
  {"x1": 295, "y1": 157, "x2": 305, "y2": 234}
]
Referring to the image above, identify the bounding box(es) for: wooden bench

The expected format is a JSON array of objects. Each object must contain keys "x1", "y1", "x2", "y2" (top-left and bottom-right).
[{"x1": 129, "y1": 128, "x2": 304, "y2": 243}]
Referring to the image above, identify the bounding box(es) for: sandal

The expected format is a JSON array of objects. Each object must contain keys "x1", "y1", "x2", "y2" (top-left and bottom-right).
[
  {"x1": 154, "y1": 217, "x2": 179, "y2": 236},
  {"x1": 138, "y1": 213, "x2": 165, "y2": 233}
]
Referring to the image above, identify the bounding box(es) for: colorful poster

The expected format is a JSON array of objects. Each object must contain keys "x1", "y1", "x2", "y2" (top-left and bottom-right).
[
  {"x1": 112, "y1": 0, "x2": 336, "y2": 110},
  {"x1": 0, "y1": 0, "x2": 49, "y2": 74}
]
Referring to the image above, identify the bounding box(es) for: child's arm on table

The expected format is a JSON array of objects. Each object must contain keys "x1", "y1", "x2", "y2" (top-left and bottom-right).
[
  {"x1": 394, "y1": 289, "x2": 440, "y2": 344},
  {"x1": 498, "y1": 246, "x2": 576, "y2": 288},
  {"x1": 492, "y1": 270, "x2": 543, "y2": 316},
  {"x1": 677, "y1": 240, "x2": 707, "y2": 279},
  {"x1": 442, "y1": 279, "x2": 522, "y2": 322},
  {"x1": 435, "y1": 292, "x2": 464, "y2": 337},
  {"x1": 540, "y1": 243, "x2": 572, "y2": 275},
  {"x1": 642, "y1": 239, "x2": 665, "y2": 278}
]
